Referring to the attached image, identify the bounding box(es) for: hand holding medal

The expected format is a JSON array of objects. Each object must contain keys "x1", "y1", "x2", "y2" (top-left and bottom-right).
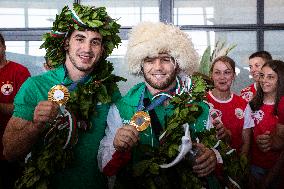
[{"x1": 47, "y1": 85, "x2": 77, "y2": 149}]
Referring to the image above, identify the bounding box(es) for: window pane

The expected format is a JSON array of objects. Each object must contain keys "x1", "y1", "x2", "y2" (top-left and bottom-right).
[
  {"x1": 6, "y1": 41, "x2": 46, "y2": 76},
  {"x1": 81, "y1": 0, "x2": 159, "y2": 27},
  {"x1": 28, "y1": 8, "x2": 58, "y2": 28},
  {"x1": 6, "y1": 41, "x2": 26, "y2": 54},
  {"x1": 0, "y1": 8, "x2": 25, "y2": 28},
  {"x1": 108, "y1": 40, "x2": 142, "y2": 95},
  {"x1": 0, "y1": 1, "x2": 73, "y2": 28},
  {"x1": 29, "y1": 41, "x2": 46, "y2": 56},
  {"x1": 264, "y1": 31, "x2": 284, "y2": 60},
  {"x1": 185, "y1": 30, "x2": 256, "y2": 93},
  {"x1": 265, "y1": 0, "x2": 284, "y2": 23},
  {"x1": 174, "y1": 0, "x2": 257, "y2": 25}
]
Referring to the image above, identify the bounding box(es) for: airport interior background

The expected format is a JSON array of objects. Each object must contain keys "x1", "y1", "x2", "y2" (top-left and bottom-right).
[{"x1": 1, "y1": 0, "x2": 284, "y2": 95}]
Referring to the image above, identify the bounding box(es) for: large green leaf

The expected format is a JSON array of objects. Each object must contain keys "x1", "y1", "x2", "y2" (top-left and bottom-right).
[{"x1": 198, "y1": 46, "x2": 211, "y2": 76}]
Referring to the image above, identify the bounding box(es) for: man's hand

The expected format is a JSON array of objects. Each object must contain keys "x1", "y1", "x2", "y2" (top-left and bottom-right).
[
  {"x1": 213, "y1": 119, "x2": 231, "y2": 142},
  {"x1": 192, "y1": 143, "x2": 217, "y2": 177},
  {"x1": 113, "y1": 125, "x2": 139, "y2": 152},
  {"x1": 256, "y1": 131, "x2": 272, "y2": 152},
  {"x1": 33, "y1": 101, "x2": 59, "y2": 127}
]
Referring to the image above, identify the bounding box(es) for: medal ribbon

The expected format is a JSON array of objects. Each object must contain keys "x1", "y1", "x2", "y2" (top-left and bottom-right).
[
  {"x1": 56, "y1": 68, "x2": 91, "y2": 148},
  {"x1": 64, "y1": 76, "x2": 91, "y2": 92},
  {"x1": 137, "y1": 77, "x2": 183, "y2": 112}
]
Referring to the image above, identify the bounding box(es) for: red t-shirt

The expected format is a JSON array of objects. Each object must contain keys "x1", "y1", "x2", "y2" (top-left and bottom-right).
[
  {"x1": 278, "y1": 96, "x2": 284, "y2": 124},
  {"x1": 251, "y1": 104, "x2": 280, "y2": 169},
  {"x1": 206, "y1": 92, "x2": 251, "y2": 153},
  {"x1": 0, "y1": 61, "x2": 30, "y2": 159},
  {"x1": 240, "y1": 83, "x2": 257, "y2": 102}
]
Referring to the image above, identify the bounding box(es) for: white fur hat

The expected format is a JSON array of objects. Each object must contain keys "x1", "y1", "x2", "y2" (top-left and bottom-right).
[{"x1": 126, "y1": 22, "x2": 199, "y2": 75}]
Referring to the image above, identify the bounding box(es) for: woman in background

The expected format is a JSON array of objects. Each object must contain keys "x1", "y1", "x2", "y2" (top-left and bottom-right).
[
  {"x1": 206, "y1": 56, "x2": 254, "y2": 157},
  {"x1": 249, "y1": 60, "x2": 284, "y2": 189}
]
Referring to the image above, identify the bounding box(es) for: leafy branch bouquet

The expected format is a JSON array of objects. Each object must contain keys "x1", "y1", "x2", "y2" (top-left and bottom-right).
[{"x1": 115, "y1": 76, "x2": 248, "y2": 189}]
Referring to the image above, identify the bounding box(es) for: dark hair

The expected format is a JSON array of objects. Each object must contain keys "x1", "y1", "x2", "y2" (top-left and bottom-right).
[
  {"x1": 250, "y1": 60, "x2": 284, "y2": 115},
  {"x1": 0, "y1": 33, "x2": 5, "y2": 46},
  {"x1": 249, "y1": 51, "x2": 272, "y2": 62},
  {"x1": 209, "y1": 56, "x2": 236, "y2": 76}
]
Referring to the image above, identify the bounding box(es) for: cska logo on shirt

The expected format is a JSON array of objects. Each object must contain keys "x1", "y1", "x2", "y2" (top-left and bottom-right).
[
  {"x1": 209, "y1": 108, "x2": 222, "y2": 122},
  {"x1": 241, "y1": 91, "x2": 253, "y2": 102},
  {"x1": 1, "y1": 81, "x2": 13, "y2": 95},
  {"x1": 235, "y1": 108, "x2": 244, "y2": 119},
  {"x1": 252, "y1": 110, "x2": 264, "y2": 124}
]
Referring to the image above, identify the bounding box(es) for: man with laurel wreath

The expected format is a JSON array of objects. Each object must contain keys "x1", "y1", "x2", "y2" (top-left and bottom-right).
[
  {"x1": 97, "y1": 22, "x2": 231, "y2": 189},
  {"x1": 3, "y1": 4, "x2": 124, "y2": 189}
]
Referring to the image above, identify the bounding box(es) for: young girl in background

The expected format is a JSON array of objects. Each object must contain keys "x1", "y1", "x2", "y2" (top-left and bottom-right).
[
  {"x1": 250, "y1": 60, "x2": 284, "y2": 189},
  {"x1": 207, "y1": 56, "x2": 254, "y2": 156}
]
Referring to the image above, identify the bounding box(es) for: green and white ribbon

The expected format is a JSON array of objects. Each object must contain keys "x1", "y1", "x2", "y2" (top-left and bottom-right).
[
  {"x1": 160, "y1": 123, "x2": 193, "y2": 168},
  {"x1": 71, "y1": 8, "x2": 87, "y2": 27}
]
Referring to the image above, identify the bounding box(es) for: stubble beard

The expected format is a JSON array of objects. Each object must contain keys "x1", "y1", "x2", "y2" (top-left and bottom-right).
[
  {"x1": 67, "y1": 51, "x2": 98, "y2": 72},
  {"x1": 143, "y1": 69, "x2": 177, "y2": 90}
]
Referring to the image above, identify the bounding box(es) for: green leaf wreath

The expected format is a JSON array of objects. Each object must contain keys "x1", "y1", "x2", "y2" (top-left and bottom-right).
[
  {"x1": 15, "y1": 3, "x2": 126, "y2": 189},
  {"x1": 41, "y1": 3, "x2": 121, "y2": 68},
  {"x1": 115, "y1": 76, "x2": 248, "y2": 189}
]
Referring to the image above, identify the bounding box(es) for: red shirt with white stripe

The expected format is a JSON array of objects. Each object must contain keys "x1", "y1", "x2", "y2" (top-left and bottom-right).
[
  {"x1": 206, "y1": 91, "x2": 254, "y2": 153},
  {"x1": 251, "y1": 103, "x2": 280, "y2": 169}
]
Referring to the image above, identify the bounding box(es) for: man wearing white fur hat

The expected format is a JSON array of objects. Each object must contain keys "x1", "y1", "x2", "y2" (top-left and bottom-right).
[{"x1": 98, "y1": 22, "x2": 224, "y2": 188}]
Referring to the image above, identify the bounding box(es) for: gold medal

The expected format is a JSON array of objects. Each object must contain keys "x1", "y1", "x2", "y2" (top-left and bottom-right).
[
  {"x1": 48, "y1": 85, "x2": 70, "y2": 106},
  {"x1": 130, "y1": 111, "x2": 151, "y2": 131}
]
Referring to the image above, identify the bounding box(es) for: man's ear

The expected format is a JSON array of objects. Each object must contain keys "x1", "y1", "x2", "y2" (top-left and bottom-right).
[
  {"x1": 101, "y1": 45, "x2": 105, "y2": 56},
  {"x1": 64, "y1": 39, "x2": 70, "y2": 50}
]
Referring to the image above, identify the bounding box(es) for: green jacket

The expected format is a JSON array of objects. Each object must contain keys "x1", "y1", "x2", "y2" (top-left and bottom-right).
[
  {"x1": 116, "y1": 82, "x2": 209, "y2": 147},
  {"x1": 112, "y1": 82, "x2": 219, "y2": 189},
  {"x1": 115, "y1": 82, "x2": 209, "y2": 160}
]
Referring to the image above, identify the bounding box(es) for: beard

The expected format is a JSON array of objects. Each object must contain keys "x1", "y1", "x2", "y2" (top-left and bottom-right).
[
  {"x1": 67, "y1": 51, "x2": 97, "y2": 72},
  {"x1": 143, "y1": 68, "x2": 177, "y2": 90}
]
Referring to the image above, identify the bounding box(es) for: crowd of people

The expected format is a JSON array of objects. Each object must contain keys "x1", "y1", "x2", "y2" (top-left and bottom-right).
[{"x1": 0, "y1": 3, "x2": 284, "y2": 189}]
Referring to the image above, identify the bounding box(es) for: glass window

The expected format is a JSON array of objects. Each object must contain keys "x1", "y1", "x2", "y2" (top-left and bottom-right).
[
  {"x1": 265, "y1": 0, "x2": 284, "y2": 23},
  {"x1": 29, "y1": 41, "x2": 46, "y2": 56},
  {"x1": 185, "y1": 30, "x2": 256, "y2": 93},
  {"x1": 6, "y1": 41, "x2": 26, "y2": 54},
  {"x1": 108, "y1": 40, "x2": 142, "y2": 95},
  {"x1": 81, "y1": 0, "x2": 159, "y2": 27},
  {"x1": 0, "y1": 8, "x2": 25, "y2": 28},
  {"x1": 0, "y1": 1, "x2": 73, "y2": 28},
  {"x1": 264, "y1": 31, "x2": 284, "y2": 60},
  {"x1": 28, "y1": 8, "x2": 58, "y2": 28},
  {"x1": 185, "y1": 31, "x2": 215, "y2": 55},
  {"x1": 174, "y1": 0, "x2": 257, "y2": 25},
  {"x1": 6, "y1": 41, "x2": 46, "y2": 76}
]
